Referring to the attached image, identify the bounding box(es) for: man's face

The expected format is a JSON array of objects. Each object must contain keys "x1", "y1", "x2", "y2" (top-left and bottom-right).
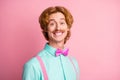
[{"x1": 47, "y1": 12, "x2": 69, "y2": 43}]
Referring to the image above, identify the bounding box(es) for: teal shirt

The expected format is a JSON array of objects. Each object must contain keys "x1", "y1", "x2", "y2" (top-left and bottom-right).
[{"x1": 22, "y1": 43, "x2": 80, "y2": 80}]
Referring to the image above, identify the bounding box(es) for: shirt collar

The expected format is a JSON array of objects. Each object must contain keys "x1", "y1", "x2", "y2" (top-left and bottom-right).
[{"x1": 44, "y1": 43, "x2": 57, "y2": 56}]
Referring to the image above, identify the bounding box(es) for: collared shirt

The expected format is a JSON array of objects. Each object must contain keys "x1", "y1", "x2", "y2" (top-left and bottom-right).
[{"x1": 22, "y1": 43, "x2": 80, "y2": 80}]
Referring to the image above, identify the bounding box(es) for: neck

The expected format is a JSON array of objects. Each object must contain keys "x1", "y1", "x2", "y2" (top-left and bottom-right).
[{"x1": 48, "y1": 41, "x2": 65, "y2": 49}]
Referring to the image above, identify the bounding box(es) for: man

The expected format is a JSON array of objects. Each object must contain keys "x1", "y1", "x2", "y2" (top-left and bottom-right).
[{"x1": 22, "y1": 6, "x2": 80, "y2": 80}]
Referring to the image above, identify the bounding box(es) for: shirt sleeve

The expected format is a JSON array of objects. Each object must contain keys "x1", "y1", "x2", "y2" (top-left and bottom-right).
[
  {"x1": 22, "y1": 62, "x2": 42, "y2": 80},
  {"x1": 22, "y1": 63, "x2": 35, "y2": 80}
]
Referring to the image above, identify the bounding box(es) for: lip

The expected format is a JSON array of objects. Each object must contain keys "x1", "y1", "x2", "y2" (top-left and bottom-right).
[
  {"x1": 53, "y1": 30, "x2": 65, "y2": 36},
  {"x1": 53, "y1": 31, "x2": 63, "y2": 36},
  {"x1": 54, "y1": 32, "x2": 63, "y2": 36}
]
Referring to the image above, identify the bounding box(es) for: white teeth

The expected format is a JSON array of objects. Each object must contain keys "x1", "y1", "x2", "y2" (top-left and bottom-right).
[{"x1": 55, "y1": 32, "x2": 62, "y2": 36}]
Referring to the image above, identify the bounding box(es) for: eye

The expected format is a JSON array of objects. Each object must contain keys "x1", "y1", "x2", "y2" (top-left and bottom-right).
[
  {"x1": 49, "y1": 23, "x2": 54, "y2": 26},
  {"x1": 60, "y1": 22, "x2": 66, "y2": 25},
  {"x1": 49, "y1": 21, "x2": 56, "y2": 26}
]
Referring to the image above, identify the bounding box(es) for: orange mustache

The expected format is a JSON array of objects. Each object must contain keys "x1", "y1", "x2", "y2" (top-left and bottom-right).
[
  {"x1": 44, "y1": 29, "x2": 65, "y2": 33},
  {"x1": 52, "y1": 30, "x2": 65, "y2": 33}
]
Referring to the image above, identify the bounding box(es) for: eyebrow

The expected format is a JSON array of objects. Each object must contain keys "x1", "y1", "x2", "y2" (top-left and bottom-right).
[{"x1": 49, "y1": 18, "x2": 65, "y2": 22}]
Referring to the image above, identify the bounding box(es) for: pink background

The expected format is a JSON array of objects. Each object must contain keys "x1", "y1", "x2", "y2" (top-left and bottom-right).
[{"x1": 0, "y1": 0, "x2": 120, "y2": 80}]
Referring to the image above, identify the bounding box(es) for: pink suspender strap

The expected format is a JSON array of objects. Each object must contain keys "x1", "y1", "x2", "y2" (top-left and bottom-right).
[
  {"x1": 36, "y1": 56, "x2": 48, "y2": 80},
  {"x1": 69, "y1": 57, "x2": 79, "y2": 80}
]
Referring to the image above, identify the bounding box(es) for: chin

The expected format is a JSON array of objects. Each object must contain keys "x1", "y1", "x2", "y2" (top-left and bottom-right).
[{"x1": 54, "y1": 39, "x2": 65, "y2": 43}]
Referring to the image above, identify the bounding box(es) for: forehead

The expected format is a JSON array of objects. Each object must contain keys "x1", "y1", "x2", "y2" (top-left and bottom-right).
[{"x1": 49, "y1": 12, "x2": 65, "y2": 21}]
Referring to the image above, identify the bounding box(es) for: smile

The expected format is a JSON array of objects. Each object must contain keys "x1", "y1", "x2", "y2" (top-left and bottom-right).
[{"x1": 53, "y1": 31, "x2": 64, "y2": 36}]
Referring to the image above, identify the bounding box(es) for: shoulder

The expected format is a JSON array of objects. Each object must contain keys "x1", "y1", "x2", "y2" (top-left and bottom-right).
[
  {"x1": 68, "y1": 56, "x2": 78, "y2": 64},
  {"x1": 23, "y1": 57, "x2": 42, "y2": 80},
  {"x1": 68, "y1": 56, "x2": 80, "y2": 73},
  {"x1": 24, "y1": 56, "x2": 40, "y2": 71},
  {"x1": 23, "y1": 56, "x2": 42, "y2": 77},
  {"x1": 38, "y1": 50, "x2": 48, "y2": 57},
  {"x1": 25, "y1": 57, "x2": 38, "y2": 65},
  {"x1": 24, "y1": 49, "x2": 49, "y2": 68},
  {"x1": 23, "y1": 50, "x2": 48, "y2": 80}
]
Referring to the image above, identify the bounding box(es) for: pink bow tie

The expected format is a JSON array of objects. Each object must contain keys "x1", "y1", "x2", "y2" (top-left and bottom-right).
[{"x1": 55, "y1": 48, "x2": 69, "y2": 57}]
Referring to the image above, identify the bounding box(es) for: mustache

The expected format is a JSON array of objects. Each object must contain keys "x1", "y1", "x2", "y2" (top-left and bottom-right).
[
  {"x1": 52, "y1": 29, "x2": 65, "y2": 33},
  {"x1": 43, "y1": 29, "x2": 65, "y2": 33}
]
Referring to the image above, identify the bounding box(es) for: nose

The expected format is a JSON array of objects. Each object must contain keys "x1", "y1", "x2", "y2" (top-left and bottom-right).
[{"x1": 56, "y1": 23, "x2": 61, "y2": 30}]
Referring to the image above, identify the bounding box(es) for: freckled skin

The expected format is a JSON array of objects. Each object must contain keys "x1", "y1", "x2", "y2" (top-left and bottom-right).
[{"x1": 47, "y1": 12, "x2": 69, "y2": 49}]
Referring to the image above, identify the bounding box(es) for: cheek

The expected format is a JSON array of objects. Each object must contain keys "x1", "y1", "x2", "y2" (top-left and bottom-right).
[
  {"x1": 64, "y1": 25, "x2": 69, "y2": 30},
  {"x1": 65, "y1": 27, "x2": 70, "y2": 31},
  {"x1": 47, "y1": 27, "x2": 55, "y2": 32}
]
